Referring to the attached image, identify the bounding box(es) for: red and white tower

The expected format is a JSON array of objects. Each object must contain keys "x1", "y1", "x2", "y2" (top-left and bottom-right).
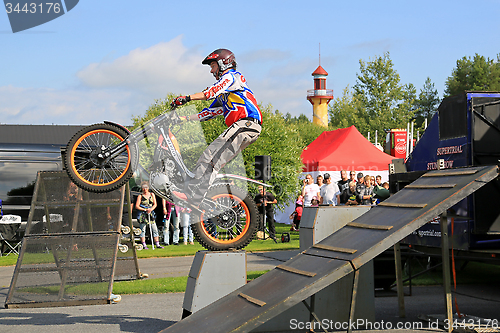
[{"x1": 307, "y1": 51, "x2": 333, "y2": 127}]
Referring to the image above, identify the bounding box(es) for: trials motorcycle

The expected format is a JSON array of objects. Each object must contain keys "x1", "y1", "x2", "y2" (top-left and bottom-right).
[{"x1": 63, "y1": 105, "x2": 265, "y2": 251}]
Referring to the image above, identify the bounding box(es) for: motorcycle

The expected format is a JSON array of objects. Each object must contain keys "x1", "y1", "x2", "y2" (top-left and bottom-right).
[{"x1": 63, "y1": 105, "x2": 265, "y2": 251}]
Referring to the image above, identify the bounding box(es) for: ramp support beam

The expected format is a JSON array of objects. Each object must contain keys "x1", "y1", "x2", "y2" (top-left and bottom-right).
[
  {"x1": 301, "y1": 296, "x2": 330, "y2": 333},
  {"x1": 394, "y1": 242, "x2": 405, "y2": 318},
  {"x1": 347, "y1": 269, "x2": 360, "y2": 333},
  {"x1": 440, "y1": 213, "x2": 453, "y2": 333}
]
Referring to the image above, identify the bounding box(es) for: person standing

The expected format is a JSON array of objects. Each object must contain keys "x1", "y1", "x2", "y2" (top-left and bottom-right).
[
  {"x1": 301, "y1": 174, "x2": 320, "y2": 207},
  {"x1": 338, "y1": 170, "x2": 350, "y2": 205},
  {"x1": 316, "y1": 175, "x2": 324, "y2": 187},
  {"x1": 319, "y1": 173, "x2": 341, "y2": 206},
  {"x1": 136, "y1": 182, "x2": 163, "y2": 249},
  {"x1": 289, "y1": 195, "x2": 303, "y2": 231},
  {"x1": 349, "y1": 170, "x2": 357, "y2": 183},
  {"x1": 180, "y1": 207, "x2": 194, "y2": 245},
  {"x1": 161, "y1": 198, "x2": 180, "y2": 246},
  {"x1": 254, "y1": 185, "x2": 277, "y2": 240},
  {"x1": 356, "y1": 175, "x2": 373, "y2": 205}
]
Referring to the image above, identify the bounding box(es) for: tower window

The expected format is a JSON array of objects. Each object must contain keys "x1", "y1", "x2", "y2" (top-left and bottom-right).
[{"x1": 314, "y1": 79, "x2": 326, "y2": 90}]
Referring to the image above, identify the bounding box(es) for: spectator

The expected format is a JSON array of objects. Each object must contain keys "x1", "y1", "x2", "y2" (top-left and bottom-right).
[
  {"x1": 180, "y1": 207, "x2": 194, "y2": 245},
  {"x1": 162, "y1": 199, "x2": 180, "y2": 246},
  {"x1": 136, "y1": 182, "x2": 163, "y2": 249},
  {"x1": 254, "y1": 185, "x2": 277, "y2": 240},
  {"x1": 319, "y1": 173, "x2": 341, "y2": 206},
  {"x1": 356, "y1": 175, "x2": 374, "y2": 205},
  {"x1": 349, "y1": 170, "x2": 357, "y2": 183},
  {"x1": 316, "y1": 175, "x2": 324, "y2": 187},
  {"x1": 376, "y1": 175, "x2": 382, "y2": 186},
  {"x1": 289, "y1": 195, "x2": 303, "y2": 231},
  {"x1": 338, "y1": 170, "x2": 350, "y2": 205},
  {"x1": 301, "y1": 174, "x2": 320, "y2": 207},
  {"x1": 310, "y1": 196, "x2": 319, "y2": 207},
  {"x1": 347, "y1": 181, "x2": 359, "y2": 205},
  {"x1": 355, "y1": 172, "x2": 365, "y2": 199}
]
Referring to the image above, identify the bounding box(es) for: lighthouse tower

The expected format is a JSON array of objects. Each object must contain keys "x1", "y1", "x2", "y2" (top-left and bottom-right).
[{"x1": 307, "y1": 64, "x2": 333, "y2": 127}]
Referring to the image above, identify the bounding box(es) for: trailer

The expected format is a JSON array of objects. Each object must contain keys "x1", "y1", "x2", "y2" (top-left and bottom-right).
[{"x1": 390, "y1": 91, "x2": 500, "y2": 260}]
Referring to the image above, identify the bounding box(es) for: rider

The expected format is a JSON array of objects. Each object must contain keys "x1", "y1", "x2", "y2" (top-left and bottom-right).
[{"x1": 170, "y1": 48, "x2": 262, "y2": 210}]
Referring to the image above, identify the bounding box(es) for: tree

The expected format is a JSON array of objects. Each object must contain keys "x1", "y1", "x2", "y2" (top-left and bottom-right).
[
  {"x1": 329, "y1": 86, "x2": 366, "y2": 131},
  {"x1": 413, "y1": 77, "x2": 440, "y2": 128},
  {"x1": 131, "y1": 98, "x2": 304, "y2": 207},
  {"x1": 444, "y1": 53, "x2": 500, "y2": 97},
  {"x1": 329, "y1": 52, "x2": 416, "y2": 137},
  {"x1": 284, "y1": 112, "x2": 333, "y2": 148},
  {"x1": 243, "y1": 105, "x2": 304, "y2": 207}
]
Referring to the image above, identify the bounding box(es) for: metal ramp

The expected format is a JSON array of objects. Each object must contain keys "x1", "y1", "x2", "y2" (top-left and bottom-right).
[{"x1": 161, "y1": 165, "x2": 499, "y2": 333}]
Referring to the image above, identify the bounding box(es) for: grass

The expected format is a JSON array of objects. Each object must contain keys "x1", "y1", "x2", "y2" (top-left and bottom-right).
[
  {"x1": 112, "y1": 270, "x2": 270, "y2": 295},
  {"x1": 0, "y1": 255, "x2": 18, "y2": 267},
  {"x1": 0, "y1": 222, "x2": 299, "y2": 266},
  {"x1": 135, "y1": 222, "x2": 299, "y2": 259},
  {"x1": 113, "y1": 276, "x2": 189, "y2": 294}
]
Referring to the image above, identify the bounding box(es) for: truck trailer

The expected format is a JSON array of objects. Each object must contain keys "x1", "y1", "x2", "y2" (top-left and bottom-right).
[{"x1": 390, "y1": 91, "x2": 500, "y2": 260}]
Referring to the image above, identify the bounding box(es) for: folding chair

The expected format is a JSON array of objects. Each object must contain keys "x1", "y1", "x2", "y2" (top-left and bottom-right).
[{"x1": 0, "y1": 215, "x2": 22, "y2": 256}]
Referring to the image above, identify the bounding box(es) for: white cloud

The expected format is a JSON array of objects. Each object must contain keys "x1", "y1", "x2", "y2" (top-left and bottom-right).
[
  {"x1": 0, "y1": 85, "x2": 145, "y2": 125},
  {"x1": 1, "y1": 36, "x2": 319, "y2": 126},
  {"x1": 77, "y1": 35, "x2": 211, "y2": 95}
]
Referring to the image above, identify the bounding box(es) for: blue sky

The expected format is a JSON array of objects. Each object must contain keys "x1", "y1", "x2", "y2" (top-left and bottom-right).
[{"x1": 1, "y1": 0, "x2": 499, "y2": 125}]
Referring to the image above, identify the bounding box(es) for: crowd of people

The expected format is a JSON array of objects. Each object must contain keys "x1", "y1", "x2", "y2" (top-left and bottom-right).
[
  {"x1": 289, "y1": 170, "x2": 390, "y2": 231},
  {"x1": 125, "y1": 171, "x2": 391, "y2": 247},
  {"x1": 126, "y1": 181, "x2": 195, "y2": 249}
]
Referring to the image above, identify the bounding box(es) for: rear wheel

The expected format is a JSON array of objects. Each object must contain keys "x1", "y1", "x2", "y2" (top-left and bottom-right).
[
  {"x1": 64, "y1": 123, "x2": 135, "y2": 192},
  {"x1": 191, "y1": 184, "x2": 259, "y2": 251}
]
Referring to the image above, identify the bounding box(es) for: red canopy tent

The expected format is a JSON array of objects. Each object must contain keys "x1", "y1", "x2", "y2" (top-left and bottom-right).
[{"x1": 301, "y1": 125, "x2": 394, "y2": 172}]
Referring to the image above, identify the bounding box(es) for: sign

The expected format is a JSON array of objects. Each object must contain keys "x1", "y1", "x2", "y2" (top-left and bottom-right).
[{"x1": 4, "y1": 0, "x2": 79, "y2": 33}]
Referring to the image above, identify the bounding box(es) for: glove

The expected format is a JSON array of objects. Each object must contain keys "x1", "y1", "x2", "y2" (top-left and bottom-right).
[{"x1": 171, "y1": 95, "x2": 191, "y2": 107}]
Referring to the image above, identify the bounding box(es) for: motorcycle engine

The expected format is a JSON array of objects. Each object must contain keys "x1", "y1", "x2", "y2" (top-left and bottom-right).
[{"x1": 149, "y1": 160, "x2": 178, "y2": 200}]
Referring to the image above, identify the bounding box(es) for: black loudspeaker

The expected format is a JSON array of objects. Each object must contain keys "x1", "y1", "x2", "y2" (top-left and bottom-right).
[{"x1": 255, "y1": 155, "x2": 271, "y2": 181}]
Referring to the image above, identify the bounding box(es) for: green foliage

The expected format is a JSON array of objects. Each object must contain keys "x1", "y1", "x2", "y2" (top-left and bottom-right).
[
  {"x1": 284, "y1": 113, "x2": 333, "y2": 148},
  {"x1": 329, "y1": 52, "x2": 416, "y2": 137},
  {"x1": 413, "y1": 77, "x2": 440, "y2": 129},
  {"x1": 445, "y1": 53, "x2": 500, "y2": 97},
  {"x1": 329, "y1": 86, "x2": 366, "y2": 130},
  {"x1": 243, "y1": 104, "x2": 304, "y2": 207}
]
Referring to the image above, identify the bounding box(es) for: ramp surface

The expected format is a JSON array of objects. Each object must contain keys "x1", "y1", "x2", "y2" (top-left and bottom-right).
[{"x1": 161, "y1": 165, "x2": 499, "y2": 333}]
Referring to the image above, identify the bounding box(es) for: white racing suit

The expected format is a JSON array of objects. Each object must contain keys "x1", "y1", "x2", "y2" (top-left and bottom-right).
[{"x1": 186, "y1": 69, "x2": 262, "y2": 206}]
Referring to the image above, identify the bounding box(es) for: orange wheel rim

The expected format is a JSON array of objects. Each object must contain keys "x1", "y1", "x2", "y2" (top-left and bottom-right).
[
  {"x1": 70, "y1": 129, "x2": 130, "y2": 186},
  {"x1": 200, "y1": 194, "x2": 251, "y2": 244}
]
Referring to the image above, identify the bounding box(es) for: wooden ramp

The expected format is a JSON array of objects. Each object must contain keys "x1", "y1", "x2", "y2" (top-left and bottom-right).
[{"x1": 161, "y1": 165, "x2": 499, "y2": 333}]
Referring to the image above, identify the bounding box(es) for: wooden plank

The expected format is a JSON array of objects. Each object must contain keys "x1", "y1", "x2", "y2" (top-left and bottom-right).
[
  {"x1": 313, "y1": 244, "x2": 357, "y2": 254},
  {"x1": 423, "y1": 170, "x2": 477, "y2": 177},
  {"x1": 347, "y1": 222, "x2": 393, "y2": 230},
  {"x1": 378, "y1": 202, "x2": 427, "y2": 208},
  {"x1": 276, "y1": 264, "x2": 317, "y2": 277},
  {"x1": 405, "y1": 184, "x2": 456, "y2": 189},
  {"x1": 238, "y1": 293, "x2": 266, "y2": 307}
]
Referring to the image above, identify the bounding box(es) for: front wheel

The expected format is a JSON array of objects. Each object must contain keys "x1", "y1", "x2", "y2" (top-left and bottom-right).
[
  {"x1": 64, "y1": 123, "x2": 135, "y2": 193},
  {"x1": 191, "y1": 184, "x2": 259, "y2": 251}
]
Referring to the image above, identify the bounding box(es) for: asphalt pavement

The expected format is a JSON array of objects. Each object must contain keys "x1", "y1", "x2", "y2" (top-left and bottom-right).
[{"x1": 0, "y1": 250, "x2": 499, "y2": 333}]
